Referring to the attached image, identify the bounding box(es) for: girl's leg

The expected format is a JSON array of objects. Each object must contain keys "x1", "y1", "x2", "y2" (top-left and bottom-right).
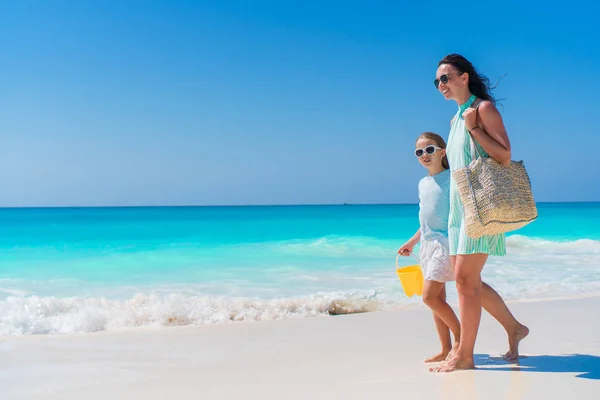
[
  {"x1": 423, "y1": 280, "x2": 461, "y2": 362},
  {"x1": 438, "y1": 285, "x2": 460, "y2": 360}
]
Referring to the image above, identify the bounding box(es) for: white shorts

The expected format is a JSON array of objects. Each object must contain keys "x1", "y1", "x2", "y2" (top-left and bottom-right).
[{"x1": 419, "y1": 237, "x2": 454, "y2": 282}]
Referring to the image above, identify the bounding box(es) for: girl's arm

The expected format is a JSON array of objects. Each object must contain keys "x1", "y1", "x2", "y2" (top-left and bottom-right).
[{"x1": 398, "y1": 229, "x2": 421, "y2": 256}]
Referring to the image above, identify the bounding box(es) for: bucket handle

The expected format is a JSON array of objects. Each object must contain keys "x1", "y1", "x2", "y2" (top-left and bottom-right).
[{"x1": 396, "y1": 252, "x2": 420, "y2": 268}]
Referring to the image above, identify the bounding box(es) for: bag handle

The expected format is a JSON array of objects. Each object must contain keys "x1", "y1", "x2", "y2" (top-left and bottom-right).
[{"x1": 466, "y1": 99, "x2": 485, "y2": 160}]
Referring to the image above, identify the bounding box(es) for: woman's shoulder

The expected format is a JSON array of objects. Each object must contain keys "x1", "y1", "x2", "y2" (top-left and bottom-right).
[{"x1": 475, "y1": 98, "x2": 499, "y2": 115}]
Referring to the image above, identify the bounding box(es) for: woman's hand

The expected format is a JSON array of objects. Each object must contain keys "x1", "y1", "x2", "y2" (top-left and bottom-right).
[{"x1": 463, "y1": 107, "x2": 478, "y2": 132}]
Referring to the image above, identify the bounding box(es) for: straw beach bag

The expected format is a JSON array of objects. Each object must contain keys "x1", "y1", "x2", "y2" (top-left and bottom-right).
[{"x1": 452, "y1": 112, "x2": 538, "y2": 239}]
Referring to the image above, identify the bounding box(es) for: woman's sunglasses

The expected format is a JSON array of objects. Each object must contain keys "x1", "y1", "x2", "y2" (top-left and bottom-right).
[
  {"x1": 433, "y1": 72, "x2": 463, "y2": 89},
  {"x1": 414, "y1": 145, "x2": 442, "y2": 158}
]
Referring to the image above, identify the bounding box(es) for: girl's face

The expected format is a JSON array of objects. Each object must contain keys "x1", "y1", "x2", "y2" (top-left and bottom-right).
[
  {"x1": 415, "y1": 138, "x2": 445, "y2": 170},
  {"x1": 435, "y1": 63, "x2": 468, "y2": 101}
]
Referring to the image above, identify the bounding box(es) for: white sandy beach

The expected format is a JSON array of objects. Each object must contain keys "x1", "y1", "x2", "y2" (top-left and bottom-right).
[{"x1": 1, "y1": 297, "x2": 599, "y2": 399}]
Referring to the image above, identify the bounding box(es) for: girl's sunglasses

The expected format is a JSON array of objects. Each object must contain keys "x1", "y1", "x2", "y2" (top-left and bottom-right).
[
  {"x1": 414, "y1": 145, "x2": 442, "y2": 158},
  {"x1": 433, "y1": 72, "x2": 463, "y2": 89}
]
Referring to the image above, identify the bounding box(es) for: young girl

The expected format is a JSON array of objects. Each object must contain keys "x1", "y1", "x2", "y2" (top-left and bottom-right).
[{"x1": 398, "y1": 132, "x2": 461, "y2": 363}]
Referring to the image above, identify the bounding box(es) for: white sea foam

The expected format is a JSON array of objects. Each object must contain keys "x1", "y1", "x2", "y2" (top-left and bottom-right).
[
  {"x1": 1, "y1": 236, "x2": 599, "y2": 337},
  {"x1": 0, "y1": 291, "x2": 397, "y2": 337}
]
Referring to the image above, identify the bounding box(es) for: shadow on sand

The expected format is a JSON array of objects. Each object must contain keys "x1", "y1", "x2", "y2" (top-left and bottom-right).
[{"x1": 474, "y1": 353, "x2": 600, "y2": 380}]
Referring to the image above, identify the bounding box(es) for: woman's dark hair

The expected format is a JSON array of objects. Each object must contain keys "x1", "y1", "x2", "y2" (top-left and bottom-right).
[
  {"x1": 417, "y1": 132, "x2": 449, "y2": 170},
  {"x1": 438, "y1": 54, "x2": 496, "y2": 105}
]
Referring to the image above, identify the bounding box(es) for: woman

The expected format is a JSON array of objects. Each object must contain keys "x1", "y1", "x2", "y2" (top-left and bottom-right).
[{"x1": 432, "y1": 54, "x2": 529, "y2": 372}]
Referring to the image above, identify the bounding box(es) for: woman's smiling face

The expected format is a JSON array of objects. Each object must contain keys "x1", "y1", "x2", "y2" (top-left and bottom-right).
[{"x1": 435, "y1": 63, "x2": 467, "y2": 101}]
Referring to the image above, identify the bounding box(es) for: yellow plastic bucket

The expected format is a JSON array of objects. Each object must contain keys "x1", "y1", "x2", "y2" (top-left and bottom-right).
[{"x1": 396, "y1": 254, "x2": 424, "y2": 297}]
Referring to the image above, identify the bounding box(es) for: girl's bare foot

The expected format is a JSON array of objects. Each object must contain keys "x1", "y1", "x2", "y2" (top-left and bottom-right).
[
  {"x1": 503, "y1": 324, "x2": 529, "y2": 361},
  {"x1": 446, "y1": 341, "x2": 459, "y2": 360},
  {"x1": 430, "y1": 355, "x2": 475, "y2": 372},
  {"x1": 424, "y1": 350, "x2": 451, "y2": 363}
]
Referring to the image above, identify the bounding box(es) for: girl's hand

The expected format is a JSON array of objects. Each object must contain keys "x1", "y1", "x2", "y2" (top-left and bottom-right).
[
  {"x1": 463, "y1": 106, "x2": 478, "y2": 132},
  {"x1": 398, "y1": 242, "x2": 414, "y2": 256}
]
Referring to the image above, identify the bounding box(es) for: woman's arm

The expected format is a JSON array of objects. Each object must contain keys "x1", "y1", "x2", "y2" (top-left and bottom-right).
[{"x1": 463, "y1": 101, "x2": 512, "y2": 166}]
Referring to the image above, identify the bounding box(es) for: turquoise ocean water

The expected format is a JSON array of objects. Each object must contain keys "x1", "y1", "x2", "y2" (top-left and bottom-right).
[{"x1": 1, "y1": 203, "x2": 599, "y2": 336}]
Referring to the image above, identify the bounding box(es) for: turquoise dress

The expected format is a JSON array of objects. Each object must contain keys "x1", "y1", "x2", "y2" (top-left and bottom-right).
[{"x1": 446, "y1": 95, "x2": 506, "y2": 256}]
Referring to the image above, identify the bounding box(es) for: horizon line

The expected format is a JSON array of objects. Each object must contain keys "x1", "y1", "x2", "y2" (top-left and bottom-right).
[{"x1": 0, "y1": 200, "x2": 598, "y2": 210}]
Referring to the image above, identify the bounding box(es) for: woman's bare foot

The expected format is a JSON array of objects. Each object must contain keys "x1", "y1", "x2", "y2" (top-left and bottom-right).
[
  {"x1": 429, "y1": 355, "x2": 475, "y2": 372},
  {"x1": 503, "y1": 324, "x2": 529, "y2": 361},
  {"x1": 424, "y1": 350, "x2": 451, "y2": 363}
]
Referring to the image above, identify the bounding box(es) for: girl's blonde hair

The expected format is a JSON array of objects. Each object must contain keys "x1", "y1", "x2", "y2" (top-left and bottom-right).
[{"x1": 417, "y1": 132, "x2": 449, "y2": 170}]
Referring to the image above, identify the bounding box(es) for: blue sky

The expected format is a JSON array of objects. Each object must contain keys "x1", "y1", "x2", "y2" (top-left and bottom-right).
[{"x1": 1, "y1": 0, "x2": 598, "y2": 207}]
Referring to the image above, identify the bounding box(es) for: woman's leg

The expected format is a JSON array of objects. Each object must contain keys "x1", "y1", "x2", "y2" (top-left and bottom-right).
[
  {"x1": 432, "y1": 253, "x2": 487, "y2": 372},
  {"x1": 480, "y1": 281, "x2": 529, "y2": 360},
  {"x1": 432, "y1": 254, "x2": 530, "y2": 372}
]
